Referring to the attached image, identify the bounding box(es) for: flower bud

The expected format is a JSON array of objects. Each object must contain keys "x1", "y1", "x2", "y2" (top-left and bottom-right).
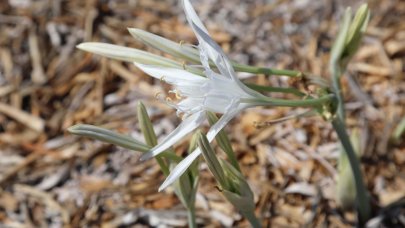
[{"x1": 330, "y1": 4, "x2": 370, "y2": 69}]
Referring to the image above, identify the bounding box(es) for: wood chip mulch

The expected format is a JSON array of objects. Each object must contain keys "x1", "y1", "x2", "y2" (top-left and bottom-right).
[{"x1": 0, "y1": 0, "x2": 404, "y2": 227}]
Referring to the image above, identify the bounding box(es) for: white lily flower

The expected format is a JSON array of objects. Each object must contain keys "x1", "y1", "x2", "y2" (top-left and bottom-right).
[
  {"x1": 76, "y1": 0, "x2": 269, "y2": 191},
  {"x1": 141, "y1": 0, "x2": 267, "y2": 191}
]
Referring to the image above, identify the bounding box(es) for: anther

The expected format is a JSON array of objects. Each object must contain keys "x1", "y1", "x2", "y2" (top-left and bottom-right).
[
  {"x1": 165, "y1": 97, "x2": 173, "y2": 103},
  {"x1": 154, "y1": 92, "x2": 162, "y2": 99},
  {"x1": 175, "y1": 90, "x2": 182, "y2": 99}
]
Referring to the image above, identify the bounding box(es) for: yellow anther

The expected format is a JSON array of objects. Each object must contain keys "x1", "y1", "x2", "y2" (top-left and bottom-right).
[
  {"x1": 165, "y1": 97, "x2": 173, "y2": 103},
  {"x1": 179, "y1": 40, "x2": 185, "y2": 46},
  {"x1": 175, "y1": 90, "x2": 182, "y2": 99},
  {"x1": 160, "y1": 76, "x2": 166, "y2": 82},
  {"x1": 182, "y1": 61, "x2": 186, "y2": 70},
  {"x1": 154, "y1": 92, "x2": 162, "y2": 99}
]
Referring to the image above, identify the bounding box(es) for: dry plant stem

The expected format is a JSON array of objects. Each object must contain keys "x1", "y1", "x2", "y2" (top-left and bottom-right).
[{"x1": 332, "y1": 117, "x2": 371, "y2": 224}]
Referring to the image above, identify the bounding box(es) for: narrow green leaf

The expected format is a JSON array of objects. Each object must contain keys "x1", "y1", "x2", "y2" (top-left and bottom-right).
[
  {"x1": 197, "y1": 131, "x2": 228, "y2": 189},
  {"x1": 68, "y1": 124, "x2": 150, "y2": 152},
  {"x1": 137, "y1": 101, "x2": 169, "y2": 175},
  {"x1": 137, "y1": 102, "x2": 158, "y2": 146}
]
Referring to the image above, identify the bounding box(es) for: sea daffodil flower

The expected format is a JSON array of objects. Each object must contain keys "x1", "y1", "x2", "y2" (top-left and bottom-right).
[
  {"x1": 77, "y1": 0, "x2": 271, "y2": 191},
  {"x1": 146, "y1": 0, "x2": 273, "y2": 191}
]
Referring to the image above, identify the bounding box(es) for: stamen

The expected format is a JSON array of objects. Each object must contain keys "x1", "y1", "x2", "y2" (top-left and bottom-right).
[
  {"x1": 168, "y1": 90, "x2": 183, "y2": 100},
  {"x1": 155, "y1": 92, "x2": 163, "y2": 100},
  {"x1": 179, "y1": 41, "x2": 198, "y2": 49},
  {"x1": 182, "y1": 61, "x2": 187, "y2": 70},
  {"x1": 175, "y1": 90, "x2": 182, "y2": 99},
  {"x1": 165, "y1": 97, "x2": 173, "y2": 103},
  {"x1": 156, "y1": 94, "x2": 179, "y2": 111},
  {"x1": 160, "y1": 76, "x2": 166, "y2": 83}
]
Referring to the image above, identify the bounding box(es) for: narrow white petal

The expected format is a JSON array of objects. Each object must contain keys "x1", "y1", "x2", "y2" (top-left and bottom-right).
[
  {"x1": 159, "y1": 103, "x2": 245, "y2": 191},
  {"x1": 158, "y1": 148, "x2": 201, "y2": 191},
  {"x1": 206, "y1": 103, "x2": 243, "y2": 141},
  {"x1": 176, "y1": 98, "x2": 204, "y2": 112},
  {"x1": 134, "y1": 63, "x2": 205, "y2": 85},
  {"x1": 192, "y1": 24, "x2": 236, "y2": 79},
  {"x1": 182, "y1": 1, "x2": 261, "y2": 98},
  {"x1": 77, "y1": 42, "x2": 178, "y2": 67},
  {"x1": 183, "y1": 0, "x2": 209, "y2": 34},
  {"x1": 182, "y1": 0, "x2": 235, "y2": 80},
  {"x1": 140, "y1": 111, "x2": 206, "y2": 161}
]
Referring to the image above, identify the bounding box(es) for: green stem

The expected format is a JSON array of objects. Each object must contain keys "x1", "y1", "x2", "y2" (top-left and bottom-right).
[
  {"x1": 246, "y1": 83, "x2": 306, "y2": 97},
  {"x1": 233, "y1": 63, "x2": 302, "y2": 77},
  {"x1": 332, "y1": 117, "x2": 370, "y2": 224},
  {"x1": 187, "y1": 206, "x2": 197, "y2": 228},
  {"x1": 331, "y1": 64, "x2": 346, "y2": 120},
  {"x1": 243, "y1": 94, "x2": 335, "y2": 108}
]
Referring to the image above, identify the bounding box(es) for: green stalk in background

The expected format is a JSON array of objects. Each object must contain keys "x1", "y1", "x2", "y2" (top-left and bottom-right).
[{"x1": 329, "y1": 4, "x2": 371, "y2": 224}]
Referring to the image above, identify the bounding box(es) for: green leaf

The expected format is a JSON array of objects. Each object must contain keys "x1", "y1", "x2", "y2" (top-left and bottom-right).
[
  {"x1": 197, "y1": 131, "x2": 228, "y2": 189},
  {"x1": 68, "y1": 124, "x2": 150, "y2": 152}
]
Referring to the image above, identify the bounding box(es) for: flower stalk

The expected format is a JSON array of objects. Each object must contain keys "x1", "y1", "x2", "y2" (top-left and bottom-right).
[
  {"x1": 329, "y1": 4, "x2": 371, "y2": 225},
  {"x1": 242, "y1": 94, "x2": 336, "y2": 108},
  {"x1": 332, "y1": 118, "x2": 370, "y2": 223}
]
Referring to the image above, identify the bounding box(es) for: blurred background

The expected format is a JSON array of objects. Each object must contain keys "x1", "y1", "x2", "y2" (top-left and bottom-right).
[{"x1": 0, "y1": 0, "x2": 404, "y2": 227}]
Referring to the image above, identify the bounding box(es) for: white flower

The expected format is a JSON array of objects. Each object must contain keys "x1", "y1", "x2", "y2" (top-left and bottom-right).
[
  {"x1": 77, "y1": 0, "x2": 268, "y2": 191},
  {"x1": 142, "y1": 0, "x2": 267, "y2": 191}
]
